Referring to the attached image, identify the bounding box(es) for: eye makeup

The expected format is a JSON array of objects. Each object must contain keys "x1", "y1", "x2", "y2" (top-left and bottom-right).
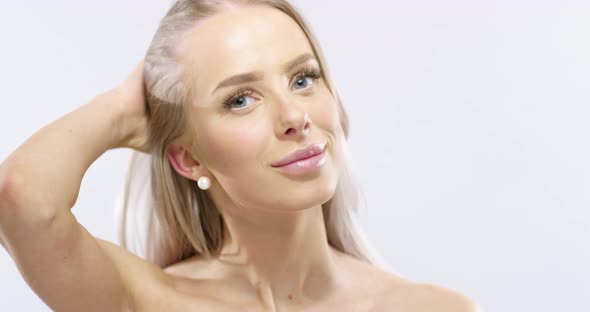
[{"x1": 222, "y1": 64, "x2": 322, "y2": 112}]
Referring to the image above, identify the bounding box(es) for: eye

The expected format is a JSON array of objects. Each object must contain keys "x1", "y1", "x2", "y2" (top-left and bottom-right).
[
  {"x1": 221, "y1": 65, "x2": 322, "y2": 113},
  {"x1": 292, "y1": 76, "x2": 313, "y2": 90},
  {"x1": 223, "y1": 88, "x2": 256, "y2": 111},
  {"x1": 290, "y1": 66, "x2": 321, "y2": 91}
]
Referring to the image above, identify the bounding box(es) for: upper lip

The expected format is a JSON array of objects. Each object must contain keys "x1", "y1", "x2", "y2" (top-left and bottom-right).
[{"x1": 271, "y1": 142, "x2": 327, "y2": 167}]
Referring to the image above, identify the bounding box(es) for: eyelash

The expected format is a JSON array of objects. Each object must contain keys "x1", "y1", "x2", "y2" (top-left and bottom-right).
[{"x1": 222, "y1": 65, "x2": 322, "y2": 111}]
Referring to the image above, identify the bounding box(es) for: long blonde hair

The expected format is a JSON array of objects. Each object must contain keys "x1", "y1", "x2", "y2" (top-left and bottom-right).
[{"x1": 116, "y1": 0, "x2": 389, "y2": 270}]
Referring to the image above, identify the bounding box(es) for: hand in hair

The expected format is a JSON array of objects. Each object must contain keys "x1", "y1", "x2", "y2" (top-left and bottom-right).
[{"x1": 111, "y1": 60, "x2": 151, "y2": 153}]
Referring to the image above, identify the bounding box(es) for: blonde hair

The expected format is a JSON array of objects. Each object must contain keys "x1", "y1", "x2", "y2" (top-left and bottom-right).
[{"x1": 116, "y1": 0, "x2": 390, "y2": 271}]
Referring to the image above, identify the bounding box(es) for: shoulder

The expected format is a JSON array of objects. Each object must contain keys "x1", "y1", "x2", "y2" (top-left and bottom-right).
[
  {"x1": 96, "y1": 239, "x2": 172, "y2": 285},
  {"x1": 406, "y1": 283, "x2": 482, "y2": 312},
  {"x1": 374, "y1": 276, "x2": 483, "y2": 312},
  {"x1": 95, "y1": 239, "x2": 179, "y2": 309}
]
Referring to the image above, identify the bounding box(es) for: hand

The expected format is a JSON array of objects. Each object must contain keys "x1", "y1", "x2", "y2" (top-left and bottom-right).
[{"x1": 111, "y1": 60, "x2": 151, "y2": 152}]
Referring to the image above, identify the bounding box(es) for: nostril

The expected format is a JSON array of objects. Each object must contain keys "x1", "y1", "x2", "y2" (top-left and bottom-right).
[{"x1": 285, "y1": 128, "x2": 296, "y2": 135}]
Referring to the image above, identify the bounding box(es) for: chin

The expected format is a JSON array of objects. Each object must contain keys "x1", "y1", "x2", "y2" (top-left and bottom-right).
[{"x1": 271, "y1": 168, "x2": 340, "y2": 212}]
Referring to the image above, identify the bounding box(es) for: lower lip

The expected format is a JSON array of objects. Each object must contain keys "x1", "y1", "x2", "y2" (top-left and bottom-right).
[{"x1": 273, "y1": 150, "x2": 327, "y2": 175}]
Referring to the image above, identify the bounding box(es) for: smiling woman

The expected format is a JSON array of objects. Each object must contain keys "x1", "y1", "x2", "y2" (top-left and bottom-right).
[{"x1": 0, "y1": 0, "x2": 482, "y2": 311}]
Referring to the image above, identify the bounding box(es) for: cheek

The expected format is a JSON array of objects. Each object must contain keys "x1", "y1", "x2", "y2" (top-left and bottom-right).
[
  {"x1": 311, "y1": 93, "x2": 342, "y2": 134},
  {"x1": 197, "y1": 119, "x2": 269, "y2": 173}
]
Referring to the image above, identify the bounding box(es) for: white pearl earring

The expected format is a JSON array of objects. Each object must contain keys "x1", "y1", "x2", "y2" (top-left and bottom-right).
[{"x1": 197, "y1": 176, "x2": 211, "y2": 190}]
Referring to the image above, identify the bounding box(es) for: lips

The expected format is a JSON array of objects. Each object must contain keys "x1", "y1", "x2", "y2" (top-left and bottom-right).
[{"x1": 271, "y1": 142, "x2": 327, "y2": 167}]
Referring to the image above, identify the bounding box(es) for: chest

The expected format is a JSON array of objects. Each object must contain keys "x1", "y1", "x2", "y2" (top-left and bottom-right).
[{"x1": 134, "y1": 282, "x2": 386, "y2": 312}]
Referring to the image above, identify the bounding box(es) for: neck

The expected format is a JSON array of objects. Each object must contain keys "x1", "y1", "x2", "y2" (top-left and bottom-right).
[{"x1": 217, "y1": 204, "x2": 342, "y2": 308}]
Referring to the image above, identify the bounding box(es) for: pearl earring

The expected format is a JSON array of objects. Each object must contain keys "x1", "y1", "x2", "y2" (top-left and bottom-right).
[{"x1": 197, "y1": 176, "x2": 211, "y2": 190}]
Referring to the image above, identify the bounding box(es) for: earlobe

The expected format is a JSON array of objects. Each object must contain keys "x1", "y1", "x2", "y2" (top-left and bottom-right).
[{"x1": 167, "y1": 143, "x2": 200, "y2": 180}]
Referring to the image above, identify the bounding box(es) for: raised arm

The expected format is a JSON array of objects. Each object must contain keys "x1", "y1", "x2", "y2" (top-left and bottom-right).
[{"x1": 0, "y1": 62, "x2": 151, "y2": 311}]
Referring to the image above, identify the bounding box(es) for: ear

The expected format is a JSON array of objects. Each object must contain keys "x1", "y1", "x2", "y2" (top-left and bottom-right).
[{"x1": 167, "y1": 143, "x2": 203, "y2": 181}]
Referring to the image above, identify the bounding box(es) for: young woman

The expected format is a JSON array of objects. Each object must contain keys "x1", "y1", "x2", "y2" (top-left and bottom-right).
[{"x1": 0, "y1": 1, "x2": 482, "y2": 311}]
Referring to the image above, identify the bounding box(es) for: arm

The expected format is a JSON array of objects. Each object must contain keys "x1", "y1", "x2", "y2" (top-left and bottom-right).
[{"x1": 0, "y1": 62, "x2": 150, "y2": 311}]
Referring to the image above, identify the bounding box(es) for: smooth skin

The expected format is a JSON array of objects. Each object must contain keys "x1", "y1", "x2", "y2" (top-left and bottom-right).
[{"x1": 0, "y1": 5, "x2": 482, "y2": 312}]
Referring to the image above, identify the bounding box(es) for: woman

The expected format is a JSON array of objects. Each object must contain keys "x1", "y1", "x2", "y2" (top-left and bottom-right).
[{"x1": 0, "y1": 0, "x2": 481, "y2": 311}]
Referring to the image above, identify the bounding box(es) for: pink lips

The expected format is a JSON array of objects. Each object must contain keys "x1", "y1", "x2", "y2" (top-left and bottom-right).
[{"x1": 271, "y1": 143, "x2": 327, "y2": 168}]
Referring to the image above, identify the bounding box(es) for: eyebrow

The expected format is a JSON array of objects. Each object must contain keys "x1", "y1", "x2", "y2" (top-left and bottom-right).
[{"x1": 210, "y1": 53, "x2": 316, "y2": 95}]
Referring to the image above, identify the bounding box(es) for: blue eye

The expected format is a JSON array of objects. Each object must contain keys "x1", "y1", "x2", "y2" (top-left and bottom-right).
[
  {"x1": 292, "y1": 76, "x2": 313, "y2": 90},
  {"x1": 222, "y1": 66, "x2": 322, "y2": 112},
  {"x1": 291, "y1": 66, "x2": 321, "y2": 91},
  {"x1": 223, "y1": 89, "x2": 255, "y2": 111}
]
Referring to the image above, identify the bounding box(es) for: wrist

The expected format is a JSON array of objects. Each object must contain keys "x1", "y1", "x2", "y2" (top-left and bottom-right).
[
  {"x1": 102, "y1": 87, "x2": 150, "y2": 152},
  {"x1": 89, "y1": 89, "x2": 132, "y2": 150}
]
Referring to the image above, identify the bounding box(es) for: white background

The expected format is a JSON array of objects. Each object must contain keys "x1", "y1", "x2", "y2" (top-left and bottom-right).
[{"x1": 1, "y1": 1, "x2": 589, "y2": 311}]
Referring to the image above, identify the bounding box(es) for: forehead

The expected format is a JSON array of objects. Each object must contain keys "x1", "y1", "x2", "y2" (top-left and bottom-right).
[{"x1": 180, "y1": 6, "x2": 314, "y2": 97}]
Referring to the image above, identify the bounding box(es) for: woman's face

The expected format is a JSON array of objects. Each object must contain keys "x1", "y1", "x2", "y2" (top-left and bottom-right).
[{"x1": 176, "y1": 5, "x2": 344, "y2": 213}]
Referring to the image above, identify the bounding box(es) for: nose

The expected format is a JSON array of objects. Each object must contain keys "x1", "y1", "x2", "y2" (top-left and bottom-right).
[{"x1": 275, "y1": 97, "x2": 311, "y2": 139}]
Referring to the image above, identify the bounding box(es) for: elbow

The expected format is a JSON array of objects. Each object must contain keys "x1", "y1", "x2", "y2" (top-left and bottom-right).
[
  {"x1": 0, "y1": 164, "x2": 26, "y2": 209},
  {"x1": 0, "y1": 165, "x2": 58, "y2": 226}
]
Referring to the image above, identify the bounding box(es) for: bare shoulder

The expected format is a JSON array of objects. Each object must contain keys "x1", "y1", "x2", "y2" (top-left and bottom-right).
[
  {"x1": 402, "y1": 283, "x2": 482, "y2": 312},
  {"x1": 95, "y1": 239, "x2": 172, "y2": 284},
  {"x1": 95, "y1": 239, "x2": 179, "y2": 309},
  {"x1": 374, "y1": 274, "x2": 483, "y2": 312}
]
